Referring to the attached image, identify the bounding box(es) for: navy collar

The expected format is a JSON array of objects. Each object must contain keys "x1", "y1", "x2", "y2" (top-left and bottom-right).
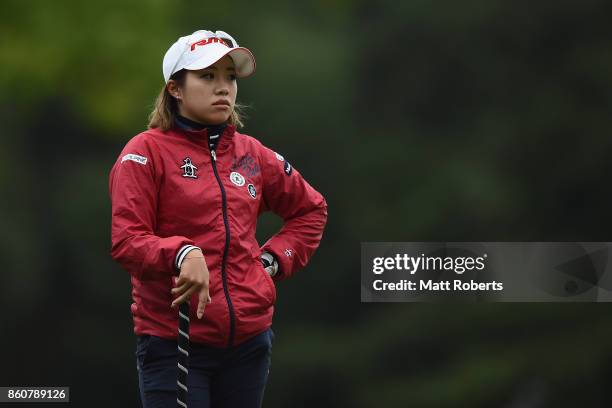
[
  {"x1": 171, "y1": 121, "x2": 237, "y2": 152},
  {"x1": 175, "y1": 115, "x2": 228, "y2": 150}
]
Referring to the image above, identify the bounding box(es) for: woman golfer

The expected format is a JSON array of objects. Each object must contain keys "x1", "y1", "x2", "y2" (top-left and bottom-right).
[{"x1": 109, "y1": 29, "x2": 328, "y2": 408}]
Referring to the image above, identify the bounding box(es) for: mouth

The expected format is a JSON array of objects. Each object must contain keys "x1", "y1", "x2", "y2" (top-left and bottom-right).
[{"x1": 212, "y1": 100, "x2": 231, "y2": 106}]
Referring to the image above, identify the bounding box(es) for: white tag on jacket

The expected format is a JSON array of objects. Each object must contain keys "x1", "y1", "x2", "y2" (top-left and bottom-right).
[{"x1": 121, "y1": 153, "x2": 148, "y2": 165}]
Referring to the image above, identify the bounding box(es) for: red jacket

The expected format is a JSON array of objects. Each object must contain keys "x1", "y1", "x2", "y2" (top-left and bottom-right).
[{"x1": 109, "y1": 124, "x2": 327, "y2": 347}]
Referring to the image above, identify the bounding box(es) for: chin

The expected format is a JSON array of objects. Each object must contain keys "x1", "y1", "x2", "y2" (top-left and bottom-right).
[{"x1": 201, "y1": 113, "x2": 231, "y2": 125}]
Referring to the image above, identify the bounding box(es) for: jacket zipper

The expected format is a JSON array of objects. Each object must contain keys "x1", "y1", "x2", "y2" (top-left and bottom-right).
[{"x1": 209, "y1": 146, "x2": 236, "y2": 348}]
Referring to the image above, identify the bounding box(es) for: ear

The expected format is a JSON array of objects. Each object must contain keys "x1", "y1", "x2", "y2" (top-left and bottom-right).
[{"x1": 166, "y1": 80, "x2": 182, "y2": 99}]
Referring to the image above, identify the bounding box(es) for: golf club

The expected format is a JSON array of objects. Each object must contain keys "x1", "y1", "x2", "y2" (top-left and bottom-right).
[{"x1": 177, "y1": 302, "x2": 190, "y2": 408}]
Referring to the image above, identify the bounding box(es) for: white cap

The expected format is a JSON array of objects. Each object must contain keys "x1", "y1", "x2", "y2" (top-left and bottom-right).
[{"x1": 162, "y1": 30, "x2": 256, "y2": 83}]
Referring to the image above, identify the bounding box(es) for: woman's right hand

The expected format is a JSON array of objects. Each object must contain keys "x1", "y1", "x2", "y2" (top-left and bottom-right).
[{"x1": 171, "y1": 251, "x2": 211, "y2": 319}]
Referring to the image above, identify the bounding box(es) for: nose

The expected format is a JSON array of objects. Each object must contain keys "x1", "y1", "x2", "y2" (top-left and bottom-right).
[{"x1": 214, "y1": 78, "x2": 230, "y2": 95}]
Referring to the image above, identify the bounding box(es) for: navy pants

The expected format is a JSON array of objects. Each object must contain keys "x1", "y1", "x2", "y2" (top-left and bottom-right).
[{"x1": 136, "y1": 328, "x2": 274, "y2": 408}]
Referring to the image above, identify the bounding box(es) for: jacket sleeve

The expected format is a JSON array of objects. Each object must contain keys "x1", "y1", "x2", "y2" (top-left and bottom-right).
[
  {"x1": 109, "y1": 134, "x2": 196, "y2": 280},
  {"x1": 258, "y1": 145, "x2": 328, "y2": 281}
]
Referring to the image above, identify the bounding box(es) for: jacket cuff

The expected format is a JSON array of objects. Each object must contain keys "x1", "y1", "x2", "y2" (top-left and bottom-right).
[{"x1": 175, "y1": 245, "x2": 202, "y2": 270}]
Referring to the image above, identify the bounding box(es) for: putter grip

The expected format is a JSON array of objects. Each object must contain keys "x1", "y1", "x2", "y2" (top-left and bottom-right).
[{"x1": 177, "y1": 302, "x2": 190, "y2": 408}]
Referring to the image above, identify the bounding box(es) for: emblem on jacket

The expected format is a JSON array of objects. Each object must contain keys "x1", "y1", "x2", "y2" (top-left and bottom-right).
[
  {"x1": 247, "y1": 184, "x2": 256, "y2": 199},
  {"x1": 230, "y1": 171, "x2": 245, "y2": 186},
  {"x1": 181, "y1": 157, "x2": 198, "y2": 178},
  {"x1": 121, "y1": 153, "x2": 148, "y2": 165},
  {"x1": 284, "y1": 161, "x2": 293, "y2": 176},
  {"x1": 231, "y1": 154, "x2": 260, "y2": 177}
]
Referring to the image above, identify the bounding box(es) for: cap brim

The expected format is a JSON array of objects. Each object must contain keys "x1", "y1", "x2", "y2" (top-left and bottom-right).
[{"x1": 183, "y1": 46, "x2": 256, "y2": 78}]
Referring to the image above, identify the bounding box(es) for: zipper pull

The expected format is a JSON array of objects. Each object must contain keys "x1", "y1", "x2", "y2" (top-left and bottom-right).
[{"x1": 211, "y1": 150, "x2": 217, "y2": 161}]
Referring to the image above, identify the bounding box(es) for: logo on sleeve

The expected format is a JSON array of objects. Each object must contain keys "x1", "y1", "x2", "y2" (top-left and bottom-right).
[
  {"x1": 284, "y1": 161, "x2": 292, "y2": 176},
  {"x1": 247, "y1": 184, "x2": 257, "y2": 199},
  {"x1": 181, "y1": 157, "x2": 198, "y2": 178},
  {"x1": 121, "y1": 154, "x2": 147, "y2": 165},
  {"x1": 275, "y1": 152, "x2": 284, "y2": 161},
  {"x1": 230, "y1": 171, "x2": 245, "y2": 186},
  {"x1": 284, "y1": 249, "x2": 293, "y2": 257}
]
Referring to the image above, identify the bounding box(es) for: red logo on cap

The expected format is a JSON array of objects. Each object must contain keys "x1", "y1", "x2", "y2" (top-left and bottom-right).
[{"x1": 191, "y1": 37, "x2": 229, "y2": 51}]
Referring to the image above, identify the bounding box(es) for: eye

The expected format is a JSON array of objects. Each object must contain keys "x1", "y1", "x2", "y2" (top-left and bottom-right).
[
  {"x1": 229, "y1": 74, "x2": 237, "y2": 81},
  {"x1": 200, "y1": 73, "x2": 214, "y2": 79}
]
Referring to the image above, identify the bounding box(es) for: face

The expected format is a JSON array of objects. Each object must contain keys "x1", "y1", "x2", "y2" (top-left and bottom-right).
[{"x1": 168, "y1": 55, "x2": 238, "y2": 125}]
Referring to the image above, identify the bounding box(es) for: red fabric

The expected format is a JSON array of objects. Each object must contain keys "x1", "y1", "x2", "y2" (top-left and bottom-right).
[{"x1": 109, "y1": 125, "x2": 327, "y2": 347}]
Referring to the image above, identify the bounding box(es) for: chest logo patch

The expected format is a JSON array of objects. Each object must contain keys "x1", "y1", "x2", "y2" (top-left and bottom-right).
[
  {"x1": 247, "y1": 184, "x2": 257, "y2": 199},
  {"x1": 231, "y1": 154, "x2": 260, "y2": 177},
  {"x1": 181, "y1": 157, "x2": 198, "y2": 178},
  {"x1": 230, "y1": 171, "x2": 245, "y2": 187},
  {"x1": 275, "y1": 152, "x2": 284, "y2": 161}
]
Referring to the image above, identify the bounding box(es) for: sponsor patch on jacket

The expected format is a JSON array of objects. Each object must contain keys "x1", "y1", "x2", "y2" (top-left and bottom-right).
[
  {"x1": 121, "y1": 153, "x2": 147, "y2": 165},
  {"x1": 247, "y1": 184, "x2": 257, "y2": 199},
  {"x1": 284, "y1": 161, "x2": 292, "y2": 176},
  {"x1": 181, "y1": 157, "x2": 198, "y2": 179},
  {"x1": 231, "y1": 154, "x2": 260, "y2": 177},
  {"x1": 230, "y1": 171, "x2": 245, "y2": 187},
  {"x1": 275, "y1": 152, "x2": 284, "y2": 161}
]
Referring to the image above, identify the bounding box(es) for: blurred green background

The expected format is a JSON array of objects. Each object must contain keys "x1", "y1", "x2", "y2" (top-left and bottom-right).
[{"x1": 2, "y1": 0, "x2": 612, "y2": 406}]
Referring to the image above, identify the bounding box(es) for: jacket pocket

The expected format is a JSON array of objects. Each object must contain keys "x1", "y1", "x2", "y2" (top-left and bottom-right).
[
  {"x1": 253, "y1": 255, "x2": 277, "y2": 307},
  {"x1": 261, "y1": 260, "x2": 277, "y2": 305}
]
